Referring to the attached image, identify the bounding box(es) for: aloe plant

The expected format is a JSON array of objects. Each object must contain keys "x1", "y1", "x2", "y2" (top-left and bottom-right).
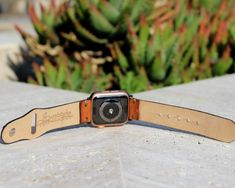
[
  {"x1": 13, "y1": 0, "x2": 235, "y2": 93},
  {"x1": 15, "y1": 0, "x2": 154, "y2": 92},
  {"x1": 113, "y1": 0, "x2": 235, "y2": 91}
]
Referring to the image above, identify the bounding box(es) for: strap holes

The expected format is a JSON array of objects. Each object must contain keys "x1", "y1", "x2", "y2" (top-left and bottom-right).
[
  {"x1": 31, "y1": 113, "x2": 36, "y2": 134},
  {"x1": 9, "y1": 128, "x2": 16, "y2": 137}
]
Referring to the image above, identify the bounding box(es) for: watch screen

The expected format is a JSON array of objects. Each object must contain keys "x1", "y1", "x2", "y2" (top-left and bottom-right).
[{"x1": 92, "y1": 94, "x2": 128, "y2": 125}]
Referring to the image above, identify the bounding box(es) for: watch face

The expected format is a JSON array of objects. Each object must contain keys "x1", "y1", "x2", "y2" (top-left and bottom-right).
[{"x1": 91, "y1": 91, "x2": 129, "y2": 126}]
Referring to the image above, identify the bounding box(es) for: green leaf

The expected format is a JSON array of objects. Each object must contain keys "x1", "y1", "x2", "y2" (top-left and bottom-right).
[
  {"x1": 210, "y1": 46, "x2": 218, "y2": 63},
  {"x1": 149, "y1": 56, "x2": 166, "y2": 81},
  {"x1": 197, "y1": 0, "x2": 221, "y2": 13},
  {"x1": 130, "y1": 0, "x2": 152, "y2": 22},
  {"x1": 127, "y1": 20, "x2": 139, "y2": 70},
  {"x1": 180, "y1": 46, "x2": 193, "y2": 69},
  {"x1": 110, "y1": 0, "x2": 122, "y2": 9},
  {"x1": 56, "y1": 60, "x2": 67, "y2": 88},
  {"x1": 77, "y1": 0, "x2": 90, "y2": 13},
  {"x1": 95, "y1": 73, "x2": 112, "y2": 91},
  {"x1": 68, "y1": 8, "x2": 108, "y2": 44},
  {"x1": 28, "y1": 3, "x2": 44, "y2": 36},
  {"x1": 165, "y1": 64, "x2": 182, "y2": 85},
  {"x1": 44, "y1": 59, "x2": 57, "y2": 87},
  {"x1": 114, "y1": 67, "x2": 148, "y2": 93},
  {"x1": 137, "y1": 16, "x2": 150, "y2": 65},
  {"x1": 82, "y1": 76, "x2": 96, "y2": 92},
  {"x1": 70, "y1": 65, "x2": 83, "y2": 90},
  {"x1": 182, "y1": 67, "x2": 197, "y2": 83},
  {"x1": 98, "y1": 0, "x2": 120, "y2": 24},
  {"x1": 114, "y1": 43, "x2": 129, "y2": 71},
  {"x1": 41, "y1": 9, "x2": 55, "y2": 30},
  {"x1": 146, "y1": 31, "x2": 160, "y2": 64},
  {"x1": 89, "y1": 4, "x2": 116, "y2": 35},
  {"x1": 174, "y1": 1, "x2": 186, "y2": 29},
  {"x1": 213, "y1": 57, "x2": 233, "y2": 76},
  {"x1": 61, "y1": 32, "x2": 85, "y2": 47},
  {"x1": 73, "y1": 20, "x2": 107, "y2": 44},
  {"x1": 229, "y1": 22, "x2": 235, "y2": 42},
  {"x1": 163, "y1": 34, "x2": 177, "y2": 68}
]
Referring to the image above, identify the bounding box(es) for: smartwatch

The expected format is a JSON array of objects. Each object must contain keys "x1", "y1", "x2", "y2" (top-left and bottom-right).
[{"x1": 1, "y1": 90, "x2": 235, "y2": 144}]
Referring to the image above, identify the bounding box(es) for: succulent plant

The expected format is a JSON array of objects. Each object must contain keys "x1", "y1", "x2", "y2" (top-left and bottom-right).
[
  {"x1": 13, "y1": 0, "x2": 235, "y2": 93},
  {"x1": 113, "y1": 0, "x2": 235, "y2": 92},
  {"x1": 15, "y1": 0, "x2": 154, "y2": 92}
]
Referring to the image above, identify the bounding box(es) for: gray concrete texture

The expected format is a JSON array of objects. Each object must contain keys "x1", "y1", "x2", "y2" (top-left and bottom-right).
[{"x1": 0, "y1": 75, "x2": 235, "y2": 188}]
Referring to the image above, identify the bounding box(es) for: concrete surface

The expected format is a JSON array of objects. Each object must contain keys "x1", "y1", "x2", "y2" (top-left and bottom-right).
[{"x1": 0, "y1": 75, "x2": 235, "y2": 188}]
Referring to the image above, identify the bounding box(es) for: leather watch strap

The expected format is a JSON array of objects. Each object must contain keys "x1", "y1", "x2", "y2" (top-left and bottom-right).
[
  {"x1": 136, "y1": 99, "x2": 235, "y2": 143},
  {"x1": 2, "y1": 95, "x2": 235, "y2": 144},
  {"x1": 1, "y1": 101, "x2": 81, "y2": 144}
]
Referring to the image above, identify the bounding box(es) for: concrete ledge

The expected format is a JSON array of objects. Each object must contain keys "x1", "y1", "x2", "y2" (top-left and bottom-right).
[{"x1": 0, "y1": 75, "x2": 235, "y2": 188}]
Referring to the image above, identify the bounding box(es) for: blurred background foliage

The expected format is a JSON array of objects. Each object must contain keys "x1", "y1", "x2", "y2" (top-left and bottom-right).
[{"x1": 14, "y1": 0, "x2": 235, "y2": 93}]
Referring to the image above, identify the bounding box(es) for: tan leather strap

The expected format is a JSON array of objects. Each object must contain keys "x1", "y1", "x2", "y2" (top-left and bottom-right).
[
  {"x1": 1, "y1": 101, "x2": 81, "y2": 144},
  {"x1": 2, "y1": 96, "x2": 235, "y2": 143},
  {"x1": 136, "y1": 99, "x2": 235, "y2": 142}
]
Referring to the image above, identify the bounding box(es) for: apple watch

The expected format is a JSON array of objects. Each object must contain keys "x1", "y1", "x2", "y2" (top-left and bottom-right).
[{"x1": 1, "y1": 90, "x2": 235, "y2": 144}]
